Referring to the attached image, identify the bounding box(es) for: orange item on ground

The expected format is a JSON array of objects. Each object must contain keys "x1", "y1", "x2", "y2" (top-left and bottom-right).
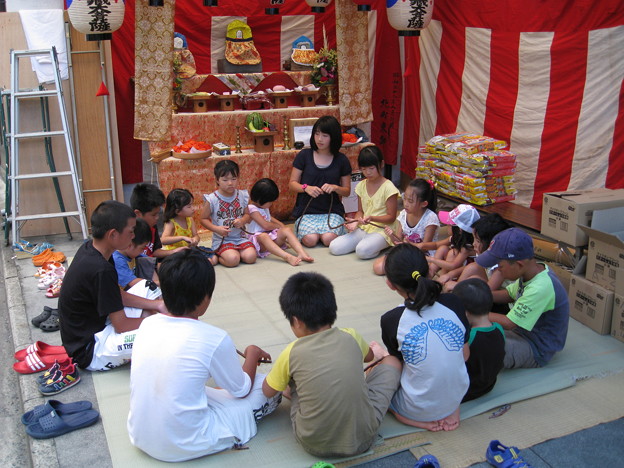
[{"x1": 32, "y1": 249, "x2": 66, "y2": 267}]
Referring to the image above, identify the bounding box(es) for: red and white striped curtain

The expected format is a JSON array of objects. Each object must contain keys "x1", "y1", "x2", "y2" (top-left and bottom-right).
[{"x1": 388, "y1": 0, "x2": 624, "y2": 209}]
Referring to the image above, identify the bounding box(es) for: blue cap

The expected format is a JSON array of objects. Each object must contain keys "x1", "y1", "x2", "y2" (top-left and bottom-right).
[{"x1": 476, "y1": 228, "x2": 534, "y2": 268}]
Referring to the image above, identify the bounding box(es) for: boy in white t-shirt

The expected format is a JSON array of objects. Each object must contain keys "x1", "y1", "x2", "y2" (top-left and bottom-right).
[{"x1": 127, "y1": 249, "x2": 279, "y2": 462}]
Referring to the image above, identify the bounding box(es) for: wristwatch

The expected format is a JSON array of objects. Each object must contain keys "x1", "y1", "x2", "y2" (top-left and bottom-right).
[{"x1": 301, "y1": 184, "x2": 308, "y2": 193}]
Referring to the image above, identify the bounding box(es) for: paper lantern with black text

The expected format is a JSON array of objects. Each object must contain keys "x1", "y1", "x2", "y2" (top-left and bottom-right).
[
  {"x1": 305, "y1": 0, "x2": 332, "y2": 13},
  {"x1": 386, "y1": 0, "x2": 434, "y2": 36},
  {"x1": 265, "y1": 0, "x2": 286, "y2": 15},
  {"x1": 67, "y1": 0, "x2": 125, "y2": 41}
]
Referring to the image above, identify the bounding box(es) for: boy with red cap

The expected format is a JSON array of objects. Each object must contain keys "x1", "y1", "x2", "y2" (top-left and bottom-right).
[{"x1": 476, "y1": 228, "x2": 569, "y2": 368}]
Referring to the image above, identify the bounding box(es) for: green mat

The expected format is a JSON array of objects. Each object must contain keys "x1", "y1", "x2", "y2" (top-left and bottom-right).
[{"x1": 93, "y1": 247, "x2": 624, "y2": 467}]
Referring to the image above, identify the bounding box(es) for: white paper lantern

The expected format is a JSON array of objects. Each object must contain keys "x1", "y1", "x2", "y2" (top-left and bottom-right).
[
  {"x1": 387, "y1": 0, "x2": 434, "y2": 36},
  {"x1": 353, "y1": 0, "x2": 372, "y2": 12},
  {"x1": 265, "y1": 0, "x2": 286, "y2": 15},
  {"x1": 67, "y1": 0, "x2": 125, "y2": 42},
  {"x1": 305, "y1": 0, "x2": 333, "y2": 13}
]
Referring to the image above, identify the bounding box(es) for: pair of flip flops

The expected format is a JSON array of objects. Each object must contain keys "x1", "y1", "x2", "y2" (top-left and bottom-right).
[
  {"x1": 13, "y1": 240, "x2": 54, "y2": 255},
  {"x1": 13, "y1": 341, "x2": 69, "y2": 374},
  {"x1": 22, "y1": 400, "x2": 99, "y2": 439},
  {"x1": 32, "y1": 306, "x2": 60, "y2": 332}
]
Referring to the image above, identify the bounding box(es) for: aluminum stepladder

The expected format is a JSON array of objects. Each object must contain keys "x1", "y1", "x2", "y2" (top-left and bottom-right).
[
  {"x1": 0, "y1": 89, "x2": 11, "y2": 241},
  {"x1": 7, "y1": 47, "x2": 88, "y2": 246}
]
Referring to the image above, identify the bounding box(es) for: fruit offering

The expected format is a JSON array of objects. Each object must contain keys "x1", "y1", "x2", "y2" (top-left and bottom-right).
[
  {"x1": 246, "y1": 112, "x2": 275, "y2": 132},
  {"x1": 173, "y1": 140, "x2": 211, "y2": 153},
  {"x1": 342, "y1": 133, "x2": 358, "y2": 144}
]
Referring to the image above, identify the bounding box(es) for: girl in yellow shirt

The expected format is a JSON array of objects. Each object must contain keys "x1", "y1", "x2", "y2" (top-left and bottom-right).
[
  {"x1": 161, "y1": 188, "x2": 200, "y2": 250},
  {"x1": 329, "y1": 146, "x2": 399, "y2": 259}
]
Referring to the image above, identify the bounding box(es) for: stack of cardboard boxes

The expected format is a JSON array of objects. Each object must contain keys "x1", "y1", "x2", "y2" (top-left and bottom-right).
[{"x1": 541, "y1": 189, "x2": 624, "y2": 341}]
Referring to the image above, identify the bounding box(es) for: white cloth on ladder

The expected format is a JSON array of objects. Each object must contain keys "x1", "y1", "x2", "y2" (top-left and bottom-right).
[{"x1": 18, "y1": 9, "x2": 68, "y2": 84}]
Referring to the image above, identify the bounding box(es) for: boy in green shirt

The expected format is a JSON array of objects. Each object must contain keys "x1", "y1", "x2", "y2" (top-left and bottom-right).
[{"x1": 476, "y1": 228, "x2": 569, "y2": 368}]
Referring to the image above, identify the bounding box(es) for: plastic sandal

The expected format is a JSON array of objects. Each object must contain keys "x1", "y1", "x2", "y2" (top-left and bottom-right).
[
  {"x1": 49, "y1": 251, "x2": 66, "y2": 263},
  {"x1": 414, "y1": 455, "x2": 441, "y2": 468},
  {"x1": 486, "y1": 440, "x2": 533, "y2": 468},
  {"x1": 13, "y1": 351, "x2": 68, "y2": 374},
  {"x1": 35, "y1": 261, "x2": 63, "y2": 277},
  {"x1": 14, "y1": 341, "x2": 67, "y2": 361},
  {"x1": 21, "y1": 399, "x2": 92, "y2": 425},
  {"x1": 32, "y1": 249, "x2": 53, "y2": 267},
  {"x1": 38, "y1": 273, "x2": 60, "y2": 289},
  {"x1": 39, "y1": 309, "x2": 61, "y2": 332},
  {"x1": 13, "y1": 239, "x2": 34, "y2": 252},
  {"x1": 45, "y1": 279, "x2": 63, "y2": 299},
  {"x1": 37, "y1": 266, "x2": 65, "y2": 289},
  {"x1": 25, "y1": 408, "x2": 100, "y2": 439},
  {"x1": 31, "y1": 307, "x2": 55, "y2": 327}
]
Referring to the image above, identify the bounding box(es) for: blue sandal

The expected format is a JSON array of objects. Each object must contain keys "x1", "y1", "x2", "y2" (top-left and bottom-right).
[
  {"x1": 486, "y1": 440, "x2": 533, "y2": 468},
  {"x1": 21, "y1": 400, "x2": 92, "y2": 425},
  {"x1": 25, "y1": 407, "x2": 99, "y2": 439},
  {"x1": 414, "y1": 454, "x2": 441, "y2": 468}
]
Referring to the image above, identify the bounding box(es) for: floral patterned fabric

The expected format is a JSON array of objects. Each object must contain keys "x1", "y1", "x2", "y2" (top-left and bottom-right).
[
  {"x1": 335, "y1": 0, "x2": 373, "y2": 126},
  {"x1": 157, "y1": 144, "x2": 368, "y2": 227},
  {"x1": 134, "y1": 0, "x2": 174, "y2": 141}
]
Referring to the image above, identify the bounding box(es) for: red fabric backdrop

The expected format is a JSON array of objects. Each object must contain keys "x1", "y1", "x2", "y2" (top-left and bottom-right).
[
  {"x1": 110, "y1": 1, "x2": 337, "y2": 184},
  {"x1": 400, "y1": 0, "x2": 624, "y2": 208}
]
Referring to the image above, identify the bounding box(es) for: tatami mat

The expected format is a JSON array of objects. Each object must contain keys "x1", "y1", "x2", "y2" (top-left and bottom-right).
[{"x1": 93, "y1": 247, "x2": 624, "y2": 467}]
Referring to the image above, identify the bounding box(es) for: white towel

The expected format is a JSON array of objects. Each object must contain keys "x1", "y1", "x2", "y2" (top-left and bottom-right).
[{"x1": 18, "y1": 9, "x2": 68, "y2": 84}]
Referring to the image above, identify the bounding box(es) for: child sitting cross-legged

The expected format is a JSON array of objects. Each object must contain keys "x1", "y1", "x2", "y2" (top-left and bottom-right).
[
  {"x1": 452, "y1": 278, "x2": 505, "y2": 402},
  {"x1": 246, "y1": 178, "x2": 314, "y2": 266},
  {"x1": 422, "y1": 204, "x2": 479, "y2": 278},
  {"x1": 438, "y1": 213, "x2": 511, "y2": 293},
  {"x1": 476, "y1": 228, "x2": 569, "y2": 369},
  {"x1": 329, "y1": 145, "x2": 400, "y2": 260},
  {"x1": 262, "y1": 272, "x2": 401, "y2": 457},
  {"x1": 373, "y1": 177, "x2": 440, "y2": 275},
  {"x1": 161, "y1": 188, "x2": 200, "y2": 250},
  {"x1": 381, "y1": 243, "x2": 470, "y2": 432},
  {"x1": 200, "y1": 160, "x2": 256, "y2": 268},
  {"x1": 162, "y1": 188, "x2": 215, "y2": 264},
  {"x1": 127, "y1": 249, "x2": 280, "y2": 462}
]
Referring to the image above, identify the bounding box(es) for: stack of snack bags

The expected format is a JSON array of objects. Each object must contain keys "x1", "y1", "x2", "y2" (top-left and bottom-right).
[{"x1": 415, "y1": 132, "x2": 517, "y2": 205}]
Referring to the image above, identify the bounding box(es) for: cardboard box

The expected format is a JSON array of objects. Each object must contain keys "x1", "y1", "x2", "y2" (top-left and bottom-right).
[
  {"x1": 541, "y1": 189, "x2": 624, "y2": 246},
  {"x1": 616, "y1": 268, "x2": 624, "y2": 296},
  {"x1": 611, "y1": 294, "x2": 624, "y2": 343},
  {"x1": 533, "y1": 238, "x2": 576, "y2": 267},
  {"x1": 546, "y1": 261, "x2": 573, "y2": 293},
  {"x1": 579, "y1": 206, "x2": 624, "y2": 291},
  {"x1": 568, "y1": 275, "x2": 614, "y2": 334}
]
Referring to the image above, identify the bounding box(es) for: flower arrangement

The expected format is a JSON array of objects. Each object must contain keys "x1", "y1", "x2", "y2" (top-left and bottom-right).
[{"x1": 311, "y1": 48, "x2": 338, "y2": 86}]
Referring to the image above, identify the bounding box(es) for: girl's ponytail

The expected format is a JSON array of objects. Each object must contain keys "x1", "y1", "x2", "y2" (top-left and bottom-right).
[{"x1": 385, "y1": 243, "x2": 442, "y2": 314}]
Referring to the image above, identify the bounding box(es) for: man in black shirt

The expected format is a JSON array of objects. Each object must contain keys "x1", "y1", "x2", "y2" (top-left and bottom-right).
[{"x1": 60, "y1": 200, "x2": 166, "y2": 371}]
